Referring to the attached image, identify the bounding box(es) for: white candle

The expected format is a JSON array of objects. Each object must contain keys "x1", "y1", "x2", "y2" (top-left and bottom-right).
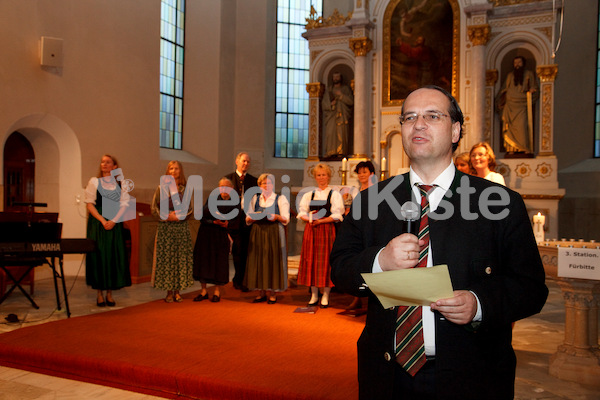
[
  {"x1": 381, "y1": 157, "x2": 387, "y2": 171},
  {"x1": 342, "y1": 157, "x2": 347, "y2": 171},
  {"x1": 532, "y1": 212, "x2": 545, "y2": 243}
]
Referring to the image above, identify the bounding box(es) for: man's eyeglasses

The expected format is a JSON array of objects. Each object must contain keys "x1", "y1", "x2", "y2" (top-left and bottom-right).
[{"x1": 399, "y1": 111, "x2": 449, "y2": 125}]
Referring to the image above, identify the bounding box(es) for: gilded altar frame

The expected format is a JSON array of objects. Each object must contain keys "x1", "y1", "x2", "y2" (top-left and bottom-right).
[{"x1": 382, "y1": 0, "x2": 460, "y2": 107}]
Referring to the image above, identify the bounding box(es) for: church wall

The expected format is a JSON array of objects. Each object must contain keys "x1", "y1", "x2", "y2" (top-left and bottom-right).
[{"x1": 554, "y1": 0, "x2": 600, "y2": 240}]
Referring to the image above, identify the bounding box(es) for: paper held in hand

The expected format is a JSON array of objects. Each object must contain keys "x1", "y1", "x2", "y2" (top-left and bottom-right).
[{"x1": 361, "y1": 264, "x2": 454, "y2": 309}]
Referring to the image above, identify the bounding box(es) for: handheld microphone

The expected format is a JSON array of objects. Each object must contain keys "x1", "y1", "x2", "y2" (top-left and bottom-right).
[{"x1": 400, "y1": 201, "x2": 420, "y2": 236}]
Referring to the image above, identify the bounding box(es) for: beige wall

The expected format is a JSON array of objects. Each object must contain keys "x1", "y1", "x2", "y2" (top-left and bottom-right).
[{"x1": 554, "y1": 0, "x2": 600, "y2": 240}]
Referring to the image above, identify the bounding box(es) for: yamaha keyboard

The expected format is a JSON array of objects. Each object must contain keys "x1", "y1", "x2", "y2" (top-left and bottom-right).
[
  {"x1": 0, "y1": 220, "x2": 96, "y2": 317},
  {"x1": 0, "y1": 239, "x2": 96, "y2": 256}
]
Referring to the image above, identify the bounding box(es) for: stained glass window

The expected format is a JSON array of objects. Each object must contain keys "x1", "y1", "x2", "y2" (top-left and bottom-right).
[
  {"x1": 275, "y1": 1, "x2": 322, "y2": 158},
  {"x1": 160, "y1": 0, "x2": 185, "y2": 149}
]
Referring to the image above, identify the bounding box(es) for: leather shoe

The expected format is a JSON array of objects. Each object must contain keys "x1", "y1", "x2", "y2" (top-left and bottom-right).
[
  {"x1": 211, "y1": 295, "x2": 221, "y2": 303},
  {"x1": 308, "y1": 301, "x2": 318, "y2": 307},
  {"x1": 97, "y1": 300, "x2": 106, "y2": 307},
  {"x1": 252, "y1": 296, "x2": 267, "y2": 303},
  {"x1": 267, "y1": 297, "x2": 277, "y2": 304},
  {"x1": 320, "y1": 303, "x2": 329, "y2": 309},
  {"x1": 193, "y1": 293, "x2": 209, "y2": 302},
  {"x1": 106, "y1": 299, "x2": 116, "y2": 307}
]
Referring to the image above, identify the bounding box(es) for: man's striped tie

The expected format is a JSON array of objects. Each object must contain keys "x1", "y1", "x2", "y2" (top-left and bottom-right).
[{"x1": 395, "y1": 184, "x2": 434, "y2": 376}]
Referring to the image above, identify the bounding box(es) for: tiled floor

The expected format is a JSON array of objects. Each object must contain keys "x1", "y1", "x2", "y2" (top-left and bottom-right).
[{"x1": 1, "y1": 269, "x2": 599, "y2": 399}]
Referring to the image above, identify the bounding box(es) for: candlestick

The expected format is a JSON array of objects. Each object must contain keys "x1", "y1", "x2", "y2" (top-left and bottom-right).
[{"x1": 381, "y1": 157, "x2": 387, "y2": 171}]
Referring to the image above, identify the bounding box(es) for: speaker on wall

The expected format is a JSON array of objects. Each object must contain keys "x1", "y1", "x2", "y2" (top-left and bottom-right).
[{"x1": 40, "y1": 36, "x2": 63, "y2": 67}]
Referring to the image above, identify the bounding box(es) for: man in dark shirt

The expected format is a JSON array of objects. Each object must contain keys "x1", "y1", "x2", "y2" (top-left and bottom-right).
[{"x1": 224, "y1": 152, "x2": 258, "y2": 292}]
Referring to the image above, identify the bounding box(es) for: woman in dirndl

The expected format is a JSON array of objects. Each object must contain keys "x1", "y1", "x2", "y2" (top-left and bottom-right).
[
  {"x1": 297, "y1": 163, "x2": 345, "y2": 308},
  {"x1": 151, "y1": 160, "x2": 194, "y2": 303},
  {"x1": 84, "y1": 154, "x2": 131, "y2": 307},
  {"x1": 244, "y1": 173, "x2": 290, "y2": 304},
  {"x1": 192, "y1": 177, "x2": 238, "y2": 302}
]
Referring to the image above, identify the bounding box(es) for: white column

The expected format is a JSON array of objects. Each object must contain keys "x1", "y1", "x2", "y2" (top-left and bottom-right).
[
  {"x1": 467, "y1": 24, "x2": 491, "y2": 144},
  {"x1": 349, "y1": 37, "x2": 372, "y2": 158}
]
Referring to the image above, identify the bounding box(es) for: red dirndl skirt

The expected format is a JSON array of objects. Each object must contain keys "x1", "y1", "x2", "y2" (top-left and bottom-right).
[{"x1": 297, "y1": 222, "x2": 336, "y2": 287}]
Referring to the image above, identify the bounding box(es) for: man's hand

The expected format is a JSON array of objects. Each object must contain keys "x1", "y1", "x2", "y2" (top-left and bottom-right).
[
  {"x1": 378, "y1": 233, "x2": 422, "y2": 271},
  {"x1": 430, "y1": 290, "x2": 478, "y2": 325}
]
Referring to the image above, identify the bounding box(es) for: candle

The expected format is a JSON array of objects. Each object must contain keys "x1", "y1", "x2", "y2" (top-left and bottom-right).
[
  {"x1": 381, "y1": 157, "x2": 387, "y2": 171},
  {"x1": 532, "y1": 212, "x2": 545, "y2": 243},
  {"x1": 342, "y1": 157, "x2": 347, "y2": 171}
]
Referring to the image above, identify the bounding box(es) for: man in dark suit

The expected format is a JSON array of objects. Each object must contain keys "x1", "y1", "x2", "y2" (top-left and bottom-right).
[
  {"x1": 330, "y1": 86, "x2": 548, "y2": 399},
  {"x1": 225, "y1": 152, "x2": 258, "y2": 292}
]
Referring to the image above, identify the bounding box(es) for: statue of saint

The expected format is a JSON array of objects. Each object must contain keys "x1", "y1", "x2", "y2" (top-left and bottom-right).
[
  {"x1": 322, "y1": 72, "x2": 353, "y2": 158},
  {"x1": 496, "y1": 56, "x2": 538, "y2": 156}
]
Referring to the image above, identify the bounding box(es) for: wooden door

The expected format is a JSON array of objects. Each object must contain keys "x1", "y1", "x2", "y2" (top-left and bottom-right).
[{"x1": 3, "y1": 132, "x2": 35, "y2": 212}]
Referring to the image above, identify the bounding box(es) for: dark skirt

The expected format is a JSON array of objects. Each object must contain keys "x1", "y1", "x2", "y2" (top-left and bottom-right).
[
  {"x1": 85, "y1": 217, "x2": 131, "y2": 290},
  {"x1": 193, "y1": 222, "x2": 230, "y2": 285},
  {"x1": 244, "y1": 222, "x2": 287, "y2": 291}
]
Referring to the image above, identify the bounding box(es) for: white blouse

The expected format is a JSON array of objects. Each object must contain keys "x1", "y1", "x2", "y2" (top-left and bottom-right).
[
  {"x1": 84, "y1": 177, "x2": 130, "y2": 206},
  {"x1": 246, "y1": 191, "x2": 290, "y2": 225},
  {"x1": 297, "y1": 187, "x2": 345, "y2": 222},
  {"x1": 484, "y1": 171, "x2": 506, "y2": 186}
]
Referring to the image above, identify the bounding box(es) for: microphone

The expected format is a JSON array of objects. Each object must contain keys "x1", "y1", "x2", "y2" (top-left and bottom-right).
[{"x1": 401, "y1": 201, "x2": 420, "y2": 236}]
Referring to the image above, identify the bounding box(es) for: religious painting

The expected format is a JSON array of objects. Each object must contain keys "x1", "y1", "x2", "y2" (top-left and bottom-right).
[{"x1": 383, "y1": 0, "x2": 459, "y2": 106}]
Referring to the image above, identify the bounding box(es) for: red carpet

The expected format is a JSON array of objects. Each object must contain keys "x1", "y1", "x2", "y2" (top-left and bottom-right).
[{"x1": 0, "y1": 284, "x2": 364, "y2": 399}]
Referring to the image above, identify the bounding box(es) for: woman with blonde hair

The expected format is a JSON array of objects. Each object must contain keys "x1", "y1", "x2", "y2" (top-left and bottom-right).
[
  {"x1": 297, "y1": 164, "x2": 345, "y2": 308},
  {"x1": 454, "y1": 152, "x2": 472, "y2": 175},
  {"x1": 151, "y1": 160, "x2": 194, "y2": 303},
  {"x1": 469, "y1": 142, "x2": 506, "y2": 185},
  {"x1": 245, "y1": 173, "x2": 290, "y2": 304},
  {"x1": 84, "y1": 154, "x2": 131, "y2": 307}
]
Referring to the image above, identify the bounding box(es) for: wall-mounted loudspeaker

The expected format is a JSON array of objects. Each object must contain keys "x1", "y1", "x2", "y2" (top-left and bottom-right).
[{"x1": 40, "y1": 36, "x2": 63, "y2": 67}]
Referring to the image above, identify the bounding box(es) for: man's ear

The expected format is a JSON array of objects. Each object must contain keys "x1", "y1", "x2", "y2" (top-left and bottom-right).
[{"x1": 451, "y1": 121, "x2": 461, "y2": 144}]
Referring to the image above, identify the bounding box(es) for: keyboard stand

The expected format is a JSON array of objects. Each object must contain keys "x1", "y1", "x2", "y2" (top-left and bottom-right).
[{"x1": 0, "y1": 255, "x2": 71, "y2": 317}]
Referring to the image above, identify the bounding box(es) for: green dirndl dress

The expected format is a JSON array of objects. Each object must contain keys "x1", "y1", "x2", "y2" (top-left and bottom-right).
[{"x1": 86, "y1": 185, "x2": 131, "y2": 290}]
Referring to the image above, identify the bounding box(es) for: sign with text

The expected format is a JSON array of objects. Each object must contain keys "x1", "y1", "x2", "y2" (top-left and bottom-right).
[{"x1": 557, "y1": 248, "x2": 600, "y2": 280}]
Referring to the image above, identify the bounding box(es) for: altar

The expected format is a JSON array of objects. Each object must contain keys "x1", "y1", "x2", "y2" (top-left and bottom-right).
[{"x1": 300, "y1": 0, "x2": 564, "y2": 238}]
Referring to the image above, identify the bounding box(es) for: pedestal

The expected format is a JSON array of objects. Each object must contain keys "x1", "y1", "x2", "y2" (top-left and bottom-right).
[{"x1": 538, "y1": 240, "x2": 600, "y2": 388}]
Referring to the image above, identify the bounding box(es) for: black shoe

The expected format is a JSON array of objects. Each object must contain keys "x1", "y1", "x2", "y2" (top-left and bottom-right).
[
  {"x1": 320, "y1": 303, "x2": 329, "y2": 309},
  {"x1": 193, "y1": 293, "x2": 209, "y2": 302},
  {"x1": 252, "y1": 296, "x2": 267, "y2": 303},
  {"x1": 308, "y1": 301, "x2": 318, "y2": 307},
  {"x1": 267, "y1": 297, "x2": 277, "y2": 304},
  {"x1": 97, "y1": 300, "x2": 106, "y2": 307},
  {"x1": 105, "y1": 299, "x2": 116, "y2": 307},
  {"x1": 211, "y1": 295, "x2": 221, "y2": 303}
]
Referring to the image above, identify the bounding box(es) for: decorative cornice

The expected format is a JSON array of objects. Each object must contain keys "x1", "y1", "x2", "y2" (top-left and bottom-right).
[
  {"x1": 486, "y1": 69, "x2": 498, "y2": 86},
  {"x1": 305, "y1": 8, "x2": 352, "y2": 30},
  {"x1": 537, "y1": 65, "x2": 558, "y2": 82},
  {"x1": 306, "y1": 82, "x2": 324, "y2": 98},
  {"x1": 349, "y1": 37, "x2": 373, "y2": 57},
  {"x1": 521, "y1": 194, "x2": 565, "y2": 200},
  {"x1": 491, "y1": 0, "x2": 541, "y2": 5},
  {"x1": 467, "y1": 24, "x2": 491, "y2": 46}
]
